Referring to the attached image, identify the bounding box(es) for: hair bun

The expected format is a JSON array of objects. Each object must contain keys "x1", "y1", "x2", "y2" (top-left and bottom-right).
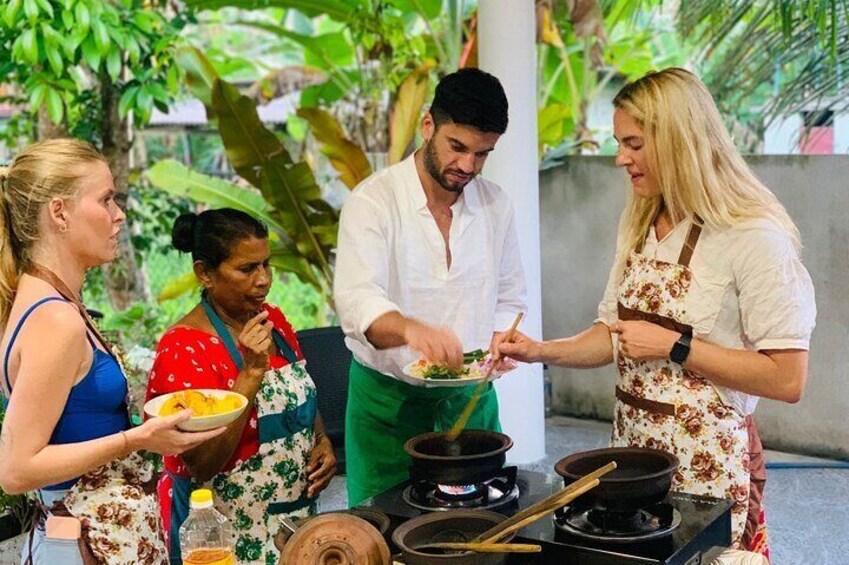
[{"x1": 172, "y1": 213, "x2": 199, "y2": 253}]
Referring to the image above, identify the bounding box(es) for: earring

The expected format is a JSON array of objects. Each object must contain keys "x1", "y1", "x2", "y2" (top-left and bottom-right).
[{"x1": 59, "y1": 224, "x2": 68, "y2": 233}]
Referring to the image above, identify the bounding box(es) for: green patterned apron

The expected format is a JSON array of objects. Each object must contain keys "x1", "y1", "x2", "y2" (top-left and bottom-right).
[{"x1": 200, "y1": 299, "x2": 318, "y2": 565}]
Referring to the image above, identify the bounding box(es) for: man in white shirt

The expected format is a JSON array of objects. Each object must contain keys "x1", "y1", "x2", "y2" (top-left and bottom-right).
[{"x1": 334, "y1": 68, "x2": 527, "y2": 506}]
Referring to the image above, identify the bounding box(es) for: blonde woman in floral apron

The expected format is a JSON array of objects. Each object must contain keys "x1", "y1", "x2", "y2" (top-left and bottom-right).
[
  {"x1": 146, "y1": 208, "x2": 337, "y2": 565},
  {"x1": 0, "y1": 140, "x2": 223, "y2": 565},
  {"x1": 498, "y1": 68, "x2": 815, "y2": 561}
]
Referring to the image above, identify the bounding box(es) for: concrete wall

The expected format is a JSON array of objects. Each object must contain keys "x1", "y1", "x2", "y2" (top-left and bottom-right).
[{"x1": 540, "y1": 156, "x2": 849, "y2": 460}]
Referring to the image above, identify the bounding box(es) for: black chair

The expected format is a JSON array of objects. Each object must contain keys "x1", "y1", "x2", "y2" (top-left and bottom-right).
[{"x1": 296, "y1": 326, "x2": 351, "y2": 474}]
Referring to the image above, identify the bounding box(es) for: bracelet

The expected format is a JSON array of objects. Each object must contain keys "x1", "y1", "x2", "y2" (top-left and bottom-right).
[{"x1": 120, "y1": 430, "x2": 129, "y2": 453}]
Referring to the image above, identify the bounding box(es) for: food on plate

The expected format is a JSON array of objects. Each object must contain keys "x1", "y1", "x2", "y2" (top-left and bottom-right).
[
  {"x1": 409, "y1": 349, "x2": 492, "y2": 380},
  {"x1": 159, "y1": 390, "x2": 244, "y2": 417}
]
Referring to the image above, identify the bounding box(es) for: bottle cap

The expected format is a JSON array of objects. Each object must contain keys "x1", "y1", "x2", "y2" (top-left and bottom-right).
[{"x1": 190, "y1": 489, "x2": 214, "y2": 509}]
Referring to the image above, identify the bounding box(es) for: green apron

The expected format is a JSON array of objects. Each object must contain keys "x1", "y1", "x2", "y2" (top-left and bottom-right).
[{"x1": 345, "y1": 359, "x2": 501, "y2": 507}]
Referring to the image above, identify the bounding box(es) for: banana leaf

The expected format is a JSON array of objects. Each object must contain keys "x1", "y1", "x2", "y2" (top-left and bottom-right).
[
  {"x1": 145, "y1": 160, "x2": 284, "y2": 234},
  {"x1": 241, "y1": 24, "x2": 355, "y2": 71},
  {"x1": 173, "y1": 47, "x2": 337, "y2": 300},
  {"x1": 157, "y1": 270, "x2": 199, "y2": 302},
  {"x1": 297, "y1": 107, "x2": 372, "y2": 189},
  {"x1": 184, "y1": 0, "x2": 358, "y2": 22},
  {"x1": 212, "y1": 79, "x2": 293, "y2": 187},
  {"x1": 176, "y1": 46, "x2": 218, "y2": 112},
  {"x1": 388, "y1": 64, "x2": 431, "y2": 165}
]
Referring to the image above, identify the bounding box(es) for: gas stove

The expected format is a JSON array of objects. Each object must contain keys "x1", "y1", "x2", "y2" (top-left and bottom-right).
[{"x1": 360, "y1": 469, "x2": 733, "y2": 564}]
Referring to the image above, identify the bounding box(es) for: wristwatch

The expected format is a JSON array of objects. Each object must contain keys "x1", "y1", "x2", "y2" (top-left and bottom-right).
[{"x1": 670, "y1": 331, "x2": 693, "y2": 365}]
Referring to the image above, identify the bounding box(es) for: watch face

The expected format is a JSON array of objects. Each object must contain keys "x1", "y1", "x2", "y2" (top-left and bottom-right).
[{"x1": 671, "y1": 334, "x2": 692, "y2": 364}]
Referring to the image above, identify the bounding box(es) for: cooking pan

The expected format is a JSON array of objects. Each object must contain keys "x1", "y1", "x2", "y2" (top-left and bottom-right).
[
  {"x1": 554, "y1": 447, "x2": 678, "y2": 512},
  {"x1": 392, "y1": 510, "x2": 515, "y2": 565},
  {"x1": 404, "y1": 430, "x2": 512, "y2": 485}
]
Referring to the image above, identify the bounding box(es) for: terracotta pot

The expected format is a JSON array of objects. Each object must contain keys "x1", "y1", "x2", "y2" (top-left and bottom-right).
[
  {"x1": 554, "y1": 447, "x2": 678, "y2": 513},
  {"x1": 404, "y1": 430, "x2": 513, "y2": 485},
  {"x1": 392, "y1": 510, "x2": 514, "y2": 565}
]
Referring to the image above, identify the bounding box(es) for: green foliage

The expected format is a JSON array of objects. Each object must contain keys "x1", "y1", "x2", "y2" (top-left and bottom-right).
[
  {"x1": 538, "y1": 0, "x2": 689, "y2": 162},
  {"x1": 0, "y1": 0, "x2": 187, "y2": 133},
  {"x1": 148, "y1": 48, "x2": 340, "y2": 304},
  {"x1": 127, "y1": 184, "x2": 194, "y2": 257},
  {"x1": 676, "y1": 0, "x2": 849, "y2": 150}
]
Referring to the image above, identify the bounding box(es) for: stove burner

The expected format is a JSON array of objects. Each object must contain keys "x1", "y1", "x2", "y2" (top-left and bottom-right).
[
  {"x1": 403, "y1": 466, "x2": 519, "y2": 512},
  {"x1": 435, "y1": 483, "x2": 482, "y2": 501},
  {"x1": 554, "y1": 502, "x2": 682, "y2": 543}
]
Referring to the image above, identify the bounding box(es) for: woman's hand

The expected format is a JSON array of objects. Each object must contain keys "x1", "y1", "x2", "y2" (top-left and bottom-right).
[
  {"x1": 496, "y1": 330, "x2": 543, "y2": 364},
  {"x1": 487, "y1": 332, "x2": 517, "y2": 371},
  {"x1": 305, "y1": 433, "x2": 337, "y2": 498},
  {"x1": 609, "y1": 320, "x2": 679, "y2": 361},
  {"x1": 240, "y1": 310, "x2": 273, "y2": 373},
  {"x1": 129, "y1": 410, "x2": 227, "y2": 456}
]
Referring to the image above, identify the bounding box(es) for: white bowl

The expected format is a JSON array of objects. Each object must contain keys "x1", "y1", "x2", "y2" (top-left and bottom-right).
[{"x1": 143, "y1": 389, "x2": 249, "y2": 432}]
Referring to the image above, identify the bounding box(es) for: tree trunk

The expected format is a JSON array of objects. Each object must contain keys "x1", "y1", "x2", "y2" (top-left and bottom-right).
[
  {"x1": 37, "y1": 106, "x2": 68, "y2": 139},
  {"x1": 99, "y1": 73, "x2": 149, "y2": 310}
]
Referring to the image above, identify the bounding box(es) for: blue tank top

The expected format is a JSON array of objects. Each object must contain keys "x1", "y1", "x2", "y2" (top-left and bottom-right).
[{"x1": 2, "y1": 297, "x2": 130, "y2": 490}]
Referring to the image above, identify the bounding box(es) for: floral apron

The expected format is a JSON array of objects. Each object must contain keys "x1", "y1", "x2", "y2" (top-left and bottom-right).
[
  {"x1": 611, "y1": 220, "x2": 765, "y2": 554},
  {"x1": 21, "y1": 266, "x2": 168, "y2": 565},
  {"x1": 167, "y1": 300, "x2": 318, "y2": 565}
]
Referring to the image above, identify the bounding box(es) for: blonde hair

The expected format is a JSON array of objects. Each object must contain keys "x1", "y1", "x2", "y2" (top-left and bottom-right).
[
  {"x1": 0, "y1": 139, "x2": 107, "y2": 323},
  {"x1": 612, "y1": 67, "x2": 801, "y2": 266}
]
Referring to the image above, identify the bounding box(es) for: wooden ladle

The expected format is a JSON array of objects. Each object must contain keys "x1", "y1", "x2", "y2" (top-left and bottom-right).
[
  {"x1": 445, "y1": 312, "x2": 524, "y2": 443},
  {"x1": 412, "y1": 542, "x2": 541, "y2": 554}
]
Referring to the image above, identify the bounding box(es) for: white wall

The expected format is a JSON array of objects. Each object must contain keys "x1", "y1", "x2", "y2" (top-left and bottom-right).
[{"x1": 478, "y1": 0, "x2": 546, "y2": 464}]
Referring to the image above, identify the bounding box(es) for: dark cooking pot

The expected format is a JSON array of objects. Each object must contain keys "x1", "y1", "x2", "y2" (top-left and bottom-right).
[
  {"x1": 404, "y1": 430, "x2": 513, "y2": 485},
  {"x1": 392, "y1": 510, "x2": 514, "y2": 565},
  {"x1": 555, "y1": 447, "x2": 678, "y2": 513}
]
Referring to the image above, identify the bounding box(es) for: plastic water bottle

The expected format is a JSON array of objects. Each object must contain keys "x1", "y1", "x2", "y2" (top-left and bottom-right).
[{"x1": 180, "y1": 489, "x2": 235, "y2": 565}]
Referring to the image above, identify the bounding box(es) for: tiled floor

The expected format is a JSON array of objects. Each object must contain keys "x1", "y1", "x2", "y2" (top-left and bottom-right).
[{"x1": 322, "y1": 416, "x2": 849, "y2": 565}]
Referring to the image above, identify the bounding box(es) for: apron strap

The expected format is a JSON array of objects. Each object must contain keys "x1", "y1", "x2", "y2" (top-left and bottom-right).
[
  {"x1": 200, "y1": 297, "x2": 299, "y2": 370},
  {"x1": 27, "y1": 264, "x2": 118, "y2": 360},
  {"x1": 618, "y1": 302, "x2": 693, "y2": 335},
  {"x1": 635, "y1": 215, "x2": 704, "y2": 267},
  {"x1": 677, "y1": 216, "x2": 704, "y2": 267},
  {"x1": 616, "y1": 386, "x2": 675, "y2": 416},
  {"x1": 164, "y1": 470, "x2": 193, "y2": 563}
]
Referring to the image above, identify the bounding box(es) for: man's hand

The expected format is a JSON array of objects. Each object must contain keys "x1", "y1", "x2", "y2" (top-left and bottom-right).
[
  {"x1": 609, "y1": 320, "x2": 679, "y2": 361},
  {"x1": 403, "y1": 319, "x2": 464, "y2": 368}
]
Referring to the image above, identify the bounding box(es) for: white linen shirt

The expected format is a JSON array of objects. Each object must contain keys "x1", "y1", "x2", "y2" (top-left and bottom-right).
[
  {"x1": 334, "y1": 154, "x2": 527, "y2": 386},
  {"x1": 597, "y1": 217, "x2": 816, "y2": 416}
]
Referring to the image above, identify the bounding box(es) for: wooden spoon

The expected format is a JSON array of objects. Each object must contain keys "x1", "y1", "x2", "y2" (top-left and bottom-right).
[
  {"x1": 413, "y1": 542, "x2": 541, "y2": 554},
  {"x1": 445, "y1": 312, "x2": 524, "y2": 442}
]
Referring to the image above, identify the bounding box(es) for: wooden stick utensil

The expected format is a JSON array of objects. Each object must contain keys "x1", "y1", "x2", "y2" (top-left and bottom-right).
[
  {"x1": 445, "y1": 312, "x2": 524, "y2": 442},
  {"x1": 412, "y1": 542, "x2": 541, "y2": 554},
  {"x1": 472, "y1": 461, "x2": 617, "y2": 544}
]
